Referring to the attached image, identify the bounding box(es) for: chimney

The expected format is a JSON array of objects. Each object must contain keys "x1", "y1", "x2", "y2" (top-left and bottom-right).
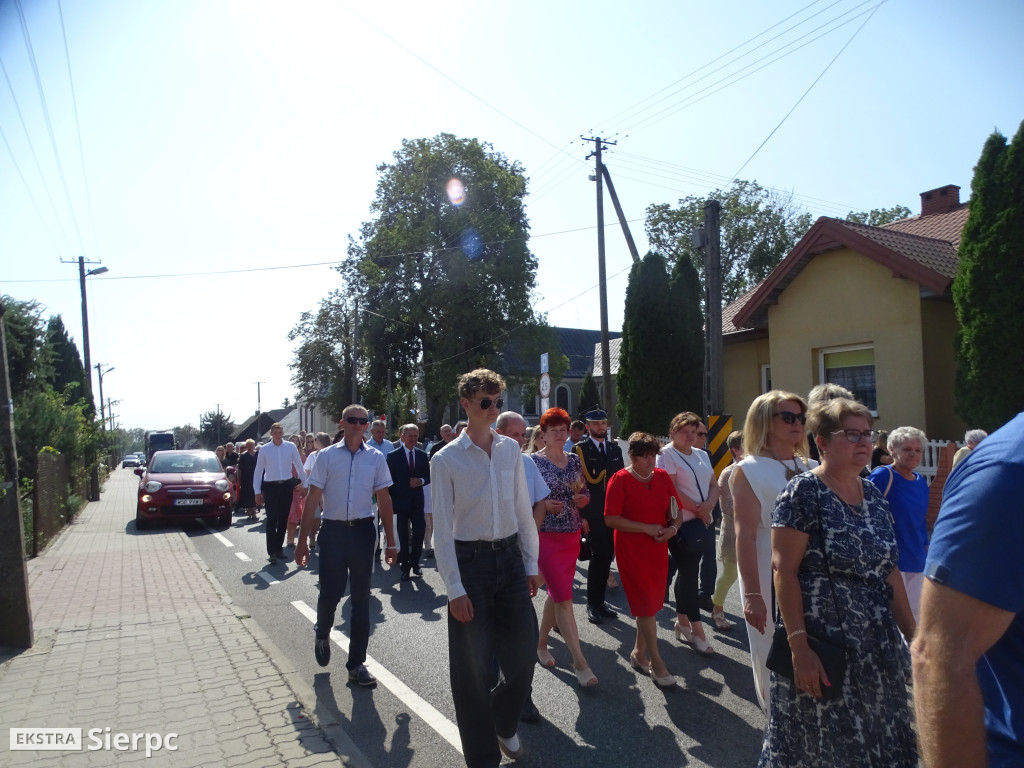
[{"x1": 920, "y1": 185, "x2": 961, "y2": 216}]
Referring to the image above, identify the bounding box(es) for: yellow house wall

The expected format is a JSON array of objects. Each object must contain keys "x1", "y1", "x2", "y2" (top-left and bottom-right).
[
  {"x1": 723, "y1": 337, "x2": 770, "y2": 424},
  {"x1": 920, "y1": 299, "x2": 966, "y2": 440},
  {"x1": 766, "y1": 249, "x2": 928, "y2": 432}
]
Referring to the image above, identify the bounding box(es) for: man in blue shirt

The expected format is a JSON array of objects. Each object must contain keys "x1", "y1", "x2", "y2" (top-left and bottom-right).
[{"x1": 912, "y1": 411, "x2": 1024, "y2": 768}]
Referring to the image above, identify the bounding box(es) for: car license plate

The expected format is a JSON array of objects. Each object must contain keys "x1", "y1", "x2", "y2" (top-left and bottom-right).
[{"x1": 174, "y1": 498, "x2": 204, "y2": 506}]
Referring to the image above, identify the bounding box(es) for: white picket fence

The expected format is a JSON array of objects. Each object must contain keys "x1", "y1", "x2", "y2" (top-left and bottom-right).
[{"x1": 917, "y1": 438, "x2": 964, "y2": 481}]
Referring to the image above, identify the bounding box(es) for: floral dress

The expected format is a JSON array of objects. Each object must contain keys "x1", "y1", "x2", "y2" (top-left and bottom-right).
[{"x1": 759, "y1": 473, "x2": 916, "y2": 768}]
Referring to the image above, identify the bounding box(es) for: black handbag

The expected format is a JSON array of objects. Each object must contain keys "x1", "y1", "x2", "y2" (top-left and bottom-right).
[
  {"x1": 676, "y1": 517, "x2": 711, "y2": 553},
  {"x1": 764, "y1": 496, "x2": 849, "y2": 701}
]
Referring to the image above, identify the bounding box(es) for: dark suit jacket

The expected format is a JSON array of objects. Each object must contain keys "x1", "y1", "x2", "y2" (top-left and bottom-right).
[
  {"x1": 386, "y1": 446, "x2": 430, "y2": 515},
  {"x1": 573, "y1": 438, "x2": 625, "y2": 519}
]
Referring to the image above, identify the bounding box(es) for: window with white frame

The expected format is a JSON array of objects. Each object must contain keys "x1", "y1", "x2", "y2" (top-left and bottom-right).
[{"x1": 819, "y1": 345, "x2": 877, "y2": 413}]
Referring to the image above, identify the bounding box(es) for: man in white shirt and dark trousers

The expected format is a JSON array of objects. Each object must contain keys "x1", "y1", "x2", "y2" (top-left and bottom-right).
[
  {"x1": 431, "y1": 370, "x2": 541, "y2": 766},
  {"x1": 294, "y1": 405, "x2": 398, "y2": 687},
  {"x1": 254, "y1": 422, "x2": 308, "y2": 563}
]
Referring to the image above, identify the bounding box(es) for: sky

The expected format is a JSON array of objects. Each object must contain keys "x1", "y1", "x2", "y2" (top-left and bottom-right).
[{"x1": 2, "y1": 0, "x2": 1022, "y2": 433}]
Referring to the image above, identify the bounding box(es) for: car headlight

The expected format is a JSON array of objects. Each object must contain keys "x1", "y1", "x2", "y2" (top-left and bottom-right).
[
  {"x1": 214, "y1": 480, "x2": 229, "y2": 492},
  {"x1": 144, "y1": 481, "x2": 163, "y2": 493}
]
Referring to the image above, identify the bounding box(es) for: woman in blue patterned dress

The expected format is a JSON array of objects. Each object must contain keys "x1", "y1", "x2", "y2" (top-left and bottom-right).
[
  {"x1": 761, "y1": 397, "x2": 917, "y2": 767},
  {"x1": 532, "y1": 408, "x2": 595, "y2": 687}
]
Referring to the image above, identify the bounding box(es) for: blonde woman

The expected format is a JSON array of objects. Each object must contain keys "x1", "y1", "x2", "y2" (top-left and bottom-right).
[{"x1": 732, "y1": 391, "x2": 817, "y2": 712}]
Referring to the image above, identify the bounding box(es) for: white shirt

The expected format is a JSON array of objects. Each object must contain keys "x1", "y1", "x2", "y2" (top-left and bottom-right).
[
  {"x1": 523, "y1": 454, "x2": 550, "y2": 506},
  {"x1": 657, "y1": 445, "x2": 715, "y2": 522},
  {"x1": 309, "y1": 442, "x2": 392, "y2": 521},
  {"x1": 430, "y1": 430, "x2": 540, "y2": 600},
  {"x1": 253, "y1": 441, "x2": 307, "y2": 494}
]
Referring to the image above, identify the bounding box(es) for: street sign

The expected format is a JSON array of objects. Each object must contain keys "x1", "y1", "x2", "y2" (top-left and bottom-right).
[
  {"x1": 540, "y1": 353, "x2": 549, "y2": 374},
  {"x1": 539, "y1": 372, "x2": 551, "y2": 398}
]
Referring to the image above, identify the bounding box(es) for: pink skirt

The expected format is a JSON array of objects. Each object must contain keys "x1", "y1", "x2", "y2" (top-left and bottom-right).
[
  {"x1": 538, "y1": 530, "x2": 581, "y2": 603},
  {"x1": 287, "y1": 489, "x2": 304, "y2": 526}
]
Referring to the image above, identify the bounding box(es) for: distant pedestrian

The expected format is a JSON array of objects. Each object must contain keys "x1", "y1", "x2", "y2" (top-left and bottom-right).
[
  {"x1": 429, "y1": 423, "x2": 455, "y2": 458},
  {"x1": 367, "y1": 420, "x2": 395, "y2": 453},
  {"x1": 563, "y1": 419, "x2": 586, "y2": 451},
  {"x1": 709, "y1": 430, "x2": 743, "y2": 631},
  {"x1": 295, "y1": 405, "x2": 397, "y2": 687},
  {"x1": 386, "y1": 424, "x2": 430, "y2": 581},
  {"x1": 952, "y1": 428, "x2": 988, "y2": 467},
  {"x1": 431, "y1": 369, "x2": 540, "y2": 766},
  {"x1": 254, "y1": 423, "x2": 308, "y2": 563},
  {"x1": 300, "y1": 432, "x2": 331, "y2": 551},
  {"x1": 238, "y1": 439, "x2": 259, "y2": 520}
]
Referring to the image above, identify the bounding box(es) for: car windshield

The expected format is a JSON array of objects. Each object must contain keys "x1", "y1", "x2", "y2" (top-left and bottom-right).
[
  {"x1": 150, "y1": 455, "x2": 222, "y2": 474},
  {"x1": 123, "y1": 455, "x2": 135, "y2": 461}
]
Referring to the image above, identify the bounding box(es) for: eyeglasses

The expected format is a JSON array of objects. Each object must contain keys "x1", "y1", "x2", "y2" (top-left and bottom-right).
[
  {"x1": 696, "y1": 431, "x2": 708, "y2": 438},
  {"x1": 478, "y1": 397, "x2": 504, "y2": 410},
  {"x1": 345, "y1": 417, "x2": 370, "y2": 425},
  {"x1": 831, "y1": 429, "x2": 878, "y2": 443},
  {"x1": 774, "y1": 411, "x2": 806, "y2": 425}
]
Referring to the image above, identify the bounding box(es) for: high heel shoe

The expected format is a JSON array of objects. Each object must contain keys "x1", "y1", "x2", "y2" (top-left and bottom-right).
[
  {"x1": 674, "y1": 621, "x2": 693, "y2": 644},
  {"x1": 711, "y1": 609, "x2": 734, "y2": 631},
  {"x1": 692, "y1": 635, "x2": 715, "y2": 656},
  {"x1": 574, "y1": 666, "x2": 598, "y2": 687},
  {"x1": 629, "y1": 651, "x2": 652, "y2": 675},
  {"x1": 652, "y1": 671, "x2": 677, "y2": 689},
  {"x1": 537, "y1": 649, "x2": 556, "y2": 668}
]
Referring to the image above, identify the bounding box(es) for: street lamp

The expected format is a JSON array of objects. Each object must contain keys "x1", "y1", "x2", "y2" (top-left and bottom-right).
[{"x1": 79, "y1": 257, "x2": 108, "y2": 500}]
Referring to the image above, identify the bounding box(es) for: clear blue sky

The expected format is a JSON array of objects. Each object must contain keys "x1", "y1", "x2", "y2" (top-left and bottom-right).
[{"x1": 2, "y1": 0, "x2": 1021, "y2": 431}]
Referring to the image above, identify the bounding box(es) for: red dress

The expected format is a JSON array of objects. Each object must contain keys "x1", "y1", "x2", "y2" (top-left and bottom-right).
[{"x1": 605, "y1": 467, "x2": 680, "y2": 617}]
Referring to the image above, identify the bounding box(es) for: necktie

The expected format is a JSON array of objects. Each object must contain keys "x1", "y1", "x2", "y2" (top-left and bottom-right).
[
  {"x1": 408, "y1": 449, "x2": 416, "y2": 474},
  {"x1": 599, "y1": 442, "x2": 606, "y2": 457}
]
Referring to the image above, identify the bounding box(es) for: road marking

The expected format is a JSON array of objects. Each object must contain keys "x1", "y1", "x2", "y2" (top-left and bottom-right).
[
  {"x1": 258, "y1": 570, "x2": 280, "y2": 586},
  {"x1": 196, "y1": 519, "x2": 234, "y2": 547},
  {"x1": 235, "y1": 552, "x2": 252, "y2": 562},
  {"x1": 290, "y1": 600, "x2": 463, "y2": 754}
]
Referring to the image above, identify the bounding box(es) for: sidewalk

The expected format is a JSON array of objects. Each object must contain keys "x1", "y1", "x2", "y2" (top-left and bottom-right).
[{"x1": 0, "y1": 469, "x2": 362, "y2": 767}]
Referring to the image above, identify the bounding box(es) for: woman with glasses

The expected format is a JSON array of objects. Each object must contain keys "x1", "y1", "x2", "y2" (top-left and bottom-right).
[
  {"x1": 531, "y1": 408, "x2": 596, "y2": 686},
  {"x1": 868, "y1": 426, "x2": 929, "y2": 622},
  {"x1": 657, "y1": 412, "x2": 719, "y2": 655},
  {"x1": 732, "y1": 391, "x2": 817, "y2": 712},
  {"x1": 760, "y1": 398, "x2": 916, "y2": 767}
]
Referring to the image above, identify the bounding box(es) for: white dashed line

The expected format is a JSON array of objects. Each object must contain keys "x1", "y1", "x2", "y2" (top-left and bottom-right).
[
  {"x1": 235, "y1": 552, "x2": 252, "y2": 562},
  {"x1": 196, "y1": 519, "x2": 234, "y2": 547},
  {"x1": 256, "y1": 569, "x2": 280, "y2": 586},
  {"x1": 290, "y1": 599, "x2": 463, "y2": 754}
]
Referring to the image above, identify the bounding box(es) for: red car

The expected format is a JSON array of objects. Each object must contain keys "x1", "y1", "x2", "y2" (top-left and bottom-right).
[{"x1": 134, "y1": 450, "x2": 234, "y2": 530}]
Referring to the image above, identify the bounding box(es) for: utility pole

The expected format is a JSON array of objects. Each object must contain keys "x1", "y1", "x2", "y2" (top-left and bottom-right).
[
  {"x1": 0, "y1": 301, "x2": 33, "y2": 647},
  {"x1": 703, "y1": 200, "x2": 724, "y2": 417},
  {"x1": 216, "y1": 404, "x2": 222, "y2": 446},
  {"x1": 254, "y1": 382, "x2": 264, "y2": 439},
  {"x1": 351, "y1": 298, "x2": 359, "y2": 404},
  {"x1": 583, "y1": 136, "x2": 616, "y2": 416}
]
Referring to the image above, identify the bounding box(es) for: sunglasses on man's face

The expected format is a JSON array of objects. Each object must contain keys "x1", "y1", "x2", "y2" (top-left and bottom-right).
[
  {"x1": 774, "y1": 411, "x2": 806, "y2": 425},
  {"x1": 478, "y1": 397, "x2": 504, "y2": 410},
  {"x1": 346, "y1": 417, "x2": 370, "y2": 425}
]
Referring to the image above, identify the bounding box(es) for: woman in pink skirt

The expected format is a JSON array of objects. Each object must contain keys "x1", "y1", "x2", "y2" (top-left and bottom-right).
[{"x1": 531, "y1": 408, "x2": 595, "y2": 687}]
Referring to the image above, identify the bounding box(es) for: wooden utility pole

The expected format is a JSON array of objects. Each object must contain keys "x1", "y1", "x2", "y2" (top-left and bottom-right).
[
  {"x1": 584, "y1": 136, "x2": 615, "y2": 414},
  {"x1": 0, "y1": 301, "x2": 34, "y2": 647},
  {"x1": 351, "y1": 298, "x2": 359, "y2": 404},
  {"x1": 703, "y1": 200, "x2": 724, "y2": 417},
  {"x1": 600, "y1": 165, "x2": 640, "y2": 264}
]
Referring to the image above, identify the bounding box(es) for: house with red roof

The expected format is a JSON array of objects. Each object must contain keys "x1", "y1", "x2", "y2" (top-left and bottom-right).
[{"x1": 722, "y1": 184, "x2": 968, "y2": 439}]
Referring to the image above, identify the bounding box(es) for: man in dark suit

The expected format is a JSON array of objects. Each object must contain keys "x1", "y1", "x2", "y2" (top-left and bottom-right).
[
  {"x1": 573, "y1": 409, "x2": 626, "y2": 624},
  {"x1": 386, "y1": 423, "x2": 431, "y2": 581}
]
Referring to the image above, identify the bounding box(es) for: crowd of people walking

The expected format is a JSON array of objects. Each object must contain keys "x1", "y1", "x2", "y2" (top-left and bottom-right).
[{"x1": 203, "y1": 367, "x2": 1016, "y2": 768}]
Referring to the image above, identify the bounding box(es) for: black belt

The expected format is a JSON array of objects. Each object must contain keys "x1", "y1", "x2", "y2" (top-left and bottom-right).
[
  {"x1": 455, "y1": 533, "x2": 518, "y2": 551},
  {"x1": 263, "y1": 479, "x2": 291, "y2": 485},
  {"x1": 322, "y1": 517, "x2": 374, "y2": 527}
]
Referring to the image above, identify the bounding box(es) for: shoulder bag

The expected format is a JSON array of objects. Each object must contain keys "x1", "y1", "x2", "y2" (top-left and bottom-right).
[
  {"x1": 671, "y1": 449, "x2": 711, "y2": 554},
  {"x1": 765, "y1": 489, "x2": 849, "y2": 701}
]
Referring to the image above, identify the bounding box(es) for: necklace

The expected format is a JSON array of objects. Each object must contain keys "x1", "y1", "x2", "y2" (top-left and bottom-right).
[
  {"x1": 628, "y1": 466, "x2": 653, "y2": 488},
  {"x1": 767, "y1": 450, "x2": 801, "y2": 481},
  {"x1": 819, "y1": 471, "x2": 865, "y2": 509}
]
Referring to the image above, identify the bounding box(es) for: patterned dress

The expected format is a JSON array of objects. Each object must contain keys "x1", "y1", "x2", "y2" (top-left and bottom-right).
[{"x1": 759, "y1": 473, "x2": 916, "y2": 767}]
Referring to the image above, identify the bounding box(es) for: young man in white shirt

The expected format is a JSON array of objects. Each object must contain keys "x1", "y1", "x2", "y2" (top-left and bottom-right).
[
  {"x1": 254, "y1": 423, "x2": 308, "y2": 563},
  {"x1": 431, "y1": 370, "x2": 540, "y2": 766}
]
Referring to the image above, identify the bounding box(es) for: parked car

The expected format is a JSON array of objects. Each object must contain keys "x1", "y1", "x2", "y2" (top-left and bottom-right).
[
  {"x1": 134, "y1": 450, "x2": 234, "y2": 530},
  {"x1": 122, "y1": 454, "x2": 141, "y2": 468}
]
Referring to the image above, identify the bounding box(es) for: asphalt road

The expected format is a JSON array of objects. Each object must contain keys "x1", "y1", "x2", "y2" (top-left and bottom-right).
[{"x1": 172, "y1": 497, "x2": 768, "y2": 768}]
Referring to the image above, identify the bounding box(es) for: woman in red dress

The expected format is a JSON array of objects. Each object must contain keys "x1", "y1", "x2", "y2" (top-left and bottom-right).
[{"x1": 605, "y1": 432, "x2": 684, "y2": 688}]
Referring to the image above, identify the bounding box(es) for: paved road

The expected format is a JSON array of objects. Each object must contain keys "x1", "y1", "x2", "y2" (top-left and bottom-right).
[{"x1": 169, "y1": 486, "x2": 767, "y2": 767}]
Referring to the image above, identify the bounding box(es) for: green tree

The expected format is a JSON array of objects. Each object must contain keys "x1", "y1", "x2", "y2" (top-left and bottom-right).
[
  {"x1": 669, "y1": 253, "x2": 706, "y2": 415},
  {"x1": 618, "y1": 252, "x2": 697, "y2": 435},
  {"x1": 333, "y1": 133, "x2": 545, "y2": 435},
  {"x1": 577, "y1": 368, "x2": 600, "y2": 419},
  {"x1": 1, "y1": 296, "x2": 48, "y2": 399},
  {"x1": 845, "y1": 205, "x2": 912, "y2": 227},
  {"x1": 43, "y1": 315, "x2": 90, "y2": 410},
  {"x1": 289, "y1": 290, "x2": 357, "y2": 421},
  {"x1": 199, "y1": 411, "x2": 236, "y2": 449},
  {"x1": 645, "y1": 180, "x2": 813, "y2": 307},
  {"x1": 953, "y1": 121, "x2": 1024, "y2": 431}
]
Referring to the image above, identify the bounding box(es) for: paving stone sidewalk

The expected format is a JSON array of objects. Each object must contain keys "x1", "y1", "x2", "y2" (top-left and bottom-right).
[{"x1": 0, "y1": 470, "x2": 364, "y2": 767}]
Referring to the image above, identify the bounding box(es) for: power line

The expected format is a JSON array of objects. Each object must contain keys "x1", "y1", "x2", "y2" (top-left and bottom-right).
[
  {"x1": 730, "y1": 1, "x2": 884, "y2": 182},
  {"x1": 13, "y1": 0, "x2": 86, "y2": 253},
  {"x1": 0, "y1": 122, "x2": 64, "y2": 254}
]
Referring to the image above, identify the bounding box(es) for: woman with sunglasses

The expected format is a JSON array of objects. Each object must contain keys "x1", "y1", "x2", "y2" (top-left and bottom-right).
[
  {"x1": 760, "y1": 397, "x2": 916, "y2": 766},
  {"x1": 732, "y1": 391, "x2": 817, "y2": 712},
  {"x1": 531, "y1": 407, "x2": 596, "y2": 686}
]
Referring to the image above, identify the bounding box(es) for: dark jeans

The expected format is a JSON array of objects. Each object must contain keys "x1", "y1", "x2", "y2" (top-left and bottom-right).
[
  {"x1": 315, "y1": 518, "x2": 376, "y2": 671},
  {"x1": 396, "y1": 506, "x2": 425, "y2": 571},
  {"x1": 448, "y1": 538, "x2": 537, "y2": 768},
  {"x1": 698, "y1": 523, "x2": 718, "y2": 599},
  {"x1": 583, "y1": 510, "x2": 614, "y2": 609},
  {"x1": 668, "y1": 538, "x2": 702, "y2": 622},
  {"x1": 262, "y1": 482, "x2": 292, "y2": 556}
]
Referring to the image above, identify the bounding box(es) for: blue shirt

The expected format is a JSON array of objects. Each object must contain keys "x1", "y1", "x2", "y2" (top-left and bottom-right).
[
  {"x1": 926, "y1": 411, "x2": 1024, "y2": 766},
  {"x1": 868, "y1": 465, "x2": 929, "y2": 572},
  {"x1": 309, "y1": 442, "x2": 392, "y2": 521},
  {"x1": 522, "y1": 454, "x2": 550, "y2": 506}
]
